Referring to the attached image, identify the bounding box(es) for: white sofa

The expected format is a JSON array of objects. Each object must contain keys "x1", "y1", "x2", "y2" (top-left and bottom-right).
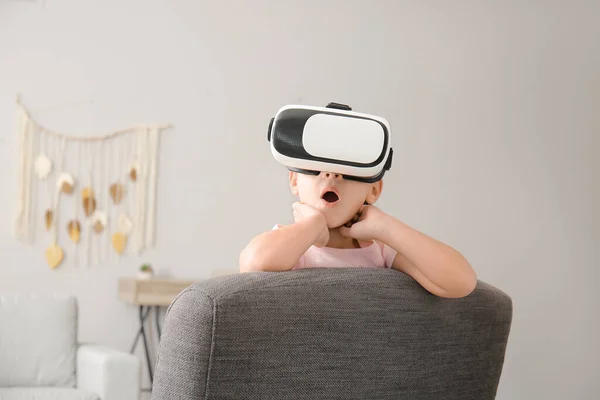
[{"x1": 0, "y1": 295, "x2": 140, "y2": 400}]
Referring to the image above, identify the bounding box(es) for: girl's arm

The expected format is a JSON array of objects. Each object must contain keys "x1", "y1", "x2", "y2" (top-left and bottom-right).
[
  {"x1": 382, "y1": 217, "x2": 477, "y2": 298},
  {"x1": 340, "y1": 205, "x2": 477, "y2": 298},
  {"x1": 239, "y1": 209, "x2": 326, "y2": 272}
]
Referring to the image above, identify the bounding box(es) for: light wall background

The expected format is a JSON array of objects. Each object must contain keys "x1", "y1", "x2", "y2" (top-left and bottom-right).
[{"x1": 0, "y1": 1, "x2": 598, "y2": 398}]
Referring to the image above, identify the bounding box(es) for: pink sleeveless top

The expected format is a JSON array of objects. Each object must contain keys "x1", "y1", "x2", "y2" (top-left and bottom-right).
[{"x1": 273, "y1": 225, "x2": 397, "y2": 270}]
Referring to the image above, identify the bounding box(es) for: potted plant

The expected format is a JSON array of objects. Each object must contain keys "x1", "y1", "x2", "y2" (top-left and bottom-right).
[{"x1": 138, "y1": 263, "x2": 154, "y2": 280}]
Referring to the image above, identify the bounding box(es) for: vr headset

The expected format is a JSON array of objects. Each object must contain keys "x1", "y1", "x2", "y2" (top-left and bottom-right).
[{"x1": 267, "y1": 102, "x2": 393, "y2": 183}]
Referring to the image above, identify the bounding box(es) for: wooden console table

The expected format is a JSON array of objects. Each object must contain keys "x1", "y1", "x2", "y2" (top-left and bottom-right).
[
  {"x1": 119, "y1": 277, "x2": 195, "y2": 306},
  {"x1": 118, "y1": 277, "x2": 196, "y2": 384}
]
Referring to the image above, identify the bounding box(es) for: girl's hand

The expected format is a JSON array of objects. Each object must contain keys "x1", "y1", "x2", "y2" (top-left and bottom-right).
[
  {"x1": 339, "y1": 205, "x2": 389, "y2": 242},
  {"x1": 292, "y1": 202, "x2": 330, "y2": 247}
]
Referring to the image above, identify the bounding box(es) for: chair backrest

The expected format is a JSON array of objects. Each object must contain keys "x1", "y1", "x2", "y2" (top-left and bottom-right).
[
  {"x1": 0, "y1": 294, "x2": 77, "y2": 387},
  {"x1": 152, "y1": 268, "x2": 512, "y2": 400}
]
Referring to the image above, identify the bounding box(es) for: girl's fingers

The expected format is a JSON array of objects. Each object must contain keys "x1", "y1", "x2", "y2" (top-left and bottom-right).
[{"x1": 339, "y1": 226, "x2": 352, "y2": 237}]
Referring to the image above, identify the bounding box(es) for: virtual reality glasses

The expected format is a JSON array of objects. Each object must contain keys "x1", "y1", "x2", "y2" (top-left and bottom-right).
[{"x1": 267, "y1": 102, "x2": 393, "y2": 183}]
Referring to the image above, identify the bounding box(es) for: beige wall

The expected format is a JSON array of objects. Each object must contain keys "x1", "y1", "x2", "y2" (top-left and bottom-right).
[{"x1": 0, "y1": 0, "x2": 598, "y2": 398}]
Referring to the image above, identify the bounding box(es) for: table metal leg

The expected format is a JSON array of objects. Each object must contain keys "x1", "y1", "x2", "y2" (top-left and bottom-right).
[
  {"x1": 155, "y1": 306, "x2": 162, "y2": 339},
  {"x1": 129, "y1": 306, "x2": 154, "y2": 384},
  {"x1": 129, "y1": 305, "x2": 151, "y2": 353},
  {"x1": 129, "y1": 304, "x2": 165, "y2": 385},
  {"x1": 139, "y1": 305, "x2": 153, "y2": 384}
]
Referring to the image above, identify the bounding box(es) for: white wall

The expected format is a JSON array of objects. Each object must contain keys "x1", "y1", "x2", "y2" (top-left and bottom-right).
[{"x1": 0, "y1": 0, "x2": 598, "y2": 398}]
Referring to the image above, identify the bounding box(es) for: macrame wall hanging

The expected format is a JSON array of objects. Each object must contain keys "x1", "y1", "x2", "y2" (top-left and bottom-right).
[{"x1": 13, "y1": 96, "x2": 171, "y2": 269}]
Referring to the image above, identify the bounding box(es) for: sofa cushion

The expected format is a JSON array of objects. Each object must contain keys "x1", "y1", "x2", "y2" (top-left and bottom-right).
[
  {"x1": 0, "y1": 388, "x2": 99, "y2": 400},
  {"x1": 0, "y1": 295, "x2": 77, "y2": 387}
]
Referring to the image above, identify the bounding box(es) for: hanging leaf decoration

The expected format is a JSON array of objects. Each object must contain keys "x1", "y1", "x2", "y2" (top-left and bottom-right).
[
  {"x1": 112, "y1": 232, "x2": 127, "y2": 254},
  {"x1": 93, "y1": 221, "x2": 104, "y2": 234},
  {"x1": 128, "y1": 163, "x2": 138, "y2": 182},
  {"x1": 81, "y1": 187, "x2": 94, "y2": 199},
  {"x1": 91, "y1": 210, "x2": 107, "y2": 234},
  {"x1": 45, "y1": 244, "x2": 64, "y2": 269},
  {"x1": 34, "y1": 155, "x2": 52, "y2": 180},
  {"x1": 44, "y1": 209, "x2": 53, "y2": 231},
  {"x1": 57, "y1": 173, "x2": 75, "y2": 194},
  {"x1": 61, "y1": 182, "x2": 74, "y2": 194},
  {"x1": 109, "y1": 182, "x2": 125, "y2": 204},
  {"x1": 14, "y1": 100, "x2": 169, "y2": 267},
  {"x1": 82, "y1": 197, "x2": 96, "y2": 217},
  {"x1": 67, "y1": 220, "x2": 81, "y2": 243},
  {"x1": 81, "y1": 187, "x2": 96, "y2": 217}
]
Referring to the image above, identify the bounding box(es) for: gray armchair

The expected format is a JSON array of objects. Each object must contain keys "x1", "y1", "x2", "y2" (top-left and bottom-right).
[{"x1": 152, "y1": 268, "x2": 512, "y2": 400}]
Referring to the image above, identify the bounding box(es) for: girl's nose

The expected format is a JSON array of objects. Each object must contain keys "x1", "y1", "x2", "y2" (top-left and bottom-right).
[{"x1": 320, "y1": 171, "x2": 342, "y2": 180}]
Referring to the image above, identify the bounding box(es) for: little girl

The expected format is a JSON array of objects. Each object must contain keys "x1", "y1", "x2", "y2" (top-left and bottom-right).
[{"x1": 239, "y1": 169, "x2": 477, "y2": 299}]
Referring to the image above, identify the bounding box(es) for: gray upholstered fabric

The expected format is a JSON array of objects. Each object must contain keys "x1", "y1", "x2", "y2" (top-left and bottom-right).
[
  {"x1": 0, "y1": 388, "x2": 99, "y2": 400},
  {"x1": 152, "y1": 268, "x2": 512, "y2": 400}
]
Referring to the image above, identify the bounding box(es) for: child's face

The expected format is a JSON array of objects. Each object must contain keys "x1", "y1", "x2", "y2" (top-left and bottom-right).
[{"x1": 289, "y1": 171, "x2": 383, "y2": 228}]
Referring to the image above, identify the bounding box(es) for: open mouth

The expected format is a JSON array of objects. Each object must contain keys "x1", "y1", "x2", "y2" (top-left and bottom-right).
[{"x1": 322, "y1": 191, "x2": 339, "y2": 203}]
